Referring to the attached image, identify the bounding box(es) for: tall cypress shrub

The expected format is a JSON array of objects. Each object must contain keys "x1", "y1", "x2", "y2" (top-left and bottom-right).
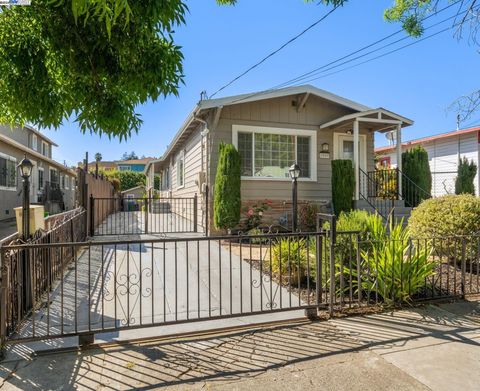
[
  {"x1": 455, "y1": 157, "x2": 477, "y2": 195},
  {"x1": 214, "y1": 143, "x2": 241, "y2": 231},
  {"x1": 331, "y1": 159, "x2": 355, "y2": 215},
  {"x1": 401, "y1": 146, "x2": 432, "y2": 207}
]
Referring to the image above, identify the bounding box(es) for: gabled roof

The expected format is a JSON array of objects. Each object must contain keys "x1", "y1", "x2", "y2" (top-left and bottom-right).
[
  {"x1": 320, "y1": 108, "x2": 413, "y2": 131},
  {"x1": 375, "y1": 125, "x2": 480, "y2": 153},
  {"x1": 24, "y1": 124, "x2": 59, "y2": 147},
  {"x1": 199, "y1": 84, "x2": 371, "y2": 112}
]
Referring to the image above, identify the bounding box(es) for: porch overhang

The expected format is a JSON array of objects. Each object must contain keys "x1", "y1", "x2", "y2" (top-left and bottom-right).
[{"x1": 320, "y1": 108, "x2": 413, "y2": 201}]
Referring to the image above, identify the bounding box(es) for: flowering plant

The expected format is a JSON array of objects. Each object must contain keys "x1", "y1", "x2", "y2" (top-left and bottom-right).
[{"x1": 243, "y1": 200, "x2": 272, "y2": 230}]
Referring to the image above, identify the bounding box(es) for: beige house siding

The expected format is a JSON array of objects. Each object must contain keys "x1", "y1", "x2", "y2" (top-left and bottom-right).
[
  {"x1": 159, "y1": 124, "x2": 205, "y2": 232},
  {"x1": 209, "y1": 95, "x2": 374, "y2": 203}
]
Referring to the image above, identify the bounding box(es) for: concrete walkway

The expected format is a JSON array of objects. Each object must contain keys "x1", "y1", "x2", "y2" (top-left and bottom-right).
[{"x1": 0, "y1": 300, "x2": 479, "y2": 390}]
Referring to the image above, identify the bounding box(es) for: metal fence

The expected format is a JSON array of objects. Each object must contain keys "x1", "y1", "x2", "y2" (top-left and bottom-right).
[
  {"x1": 1, "y1": 226, "x2": 479, "y2": 345},
  {"x1": 91, "y1": 196, "x2": 198, "y2": 236},
  {"x1": 0, "y1": 209, "x2": 87, "y2": 344}
]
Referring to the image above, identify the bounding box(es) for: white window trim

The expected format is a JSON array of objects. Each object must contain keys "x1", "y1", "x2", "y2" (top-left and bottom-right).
[
  {"x1": 49, "y1": 168, "x2": 58, "y2": 184},
  {"x1": 42, "y1": 141, "x2": 49, "y2": 157},
  {"x1": 32, "y1": 134, "x2": 38, "y2": 151},
  {"x1": 65, "y1": 175, "x2": 69, "y2": 190},
  {"x1": 333, "y1": 132, "x2": 368, "y2": 171},
  {"x1": 0, "y1": 152, "x2": 17, "y2": 191},
  {"x1": 37, "y1": 167, "x2": 44, "y2": 190},
  {"x1": 232, "y1": 124, "x2": 317, "y2": 182},
  {"x1": 176, "y1": 152, "x2": 185, "y2": 189}
]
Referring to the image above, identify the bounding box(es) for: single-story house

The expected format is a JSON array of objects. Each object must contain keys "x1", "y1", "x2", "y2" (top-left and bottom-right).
[
  {"x1": 81, "y1": 157, "x2": 156, "y2": 173},
  {"x1": 145, "y1": 85, "x2": 413, "y2": 233},
  {"x1": 0, "y1": 124, "x2": 77, "y2": 221},
  {"x1": 376, "y1": 126, "x2": 480, "y2": 197}
]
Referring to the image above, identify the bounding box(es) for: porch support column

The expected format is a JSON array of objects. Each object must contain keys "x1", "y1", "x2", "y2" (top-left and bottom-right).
[
  {"x1": 353, "y1": 119, "x2": 360, "y2": 200},
  {"x1": 396, "y1": 123, "x2": 402, "y2": 198}
]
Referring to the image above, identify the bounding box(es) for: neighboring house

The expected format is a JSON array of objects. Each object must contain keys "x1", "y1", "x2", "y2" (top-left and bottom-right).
[
  {"x1": 145, "y1": 85, "x2": 412, "y2": 233},
  {"x1": 375, "y1": 126, "x2": 480, "y2": 197},
  {"x1": 83, "y1": 157, "x2": 155, "y2": 173},
  {"x1": 0, "y1": 124, "x2": 76, "y2": 221},
  {"x1": 121, "y1": 185, "x2": 145, "y2": 198}
]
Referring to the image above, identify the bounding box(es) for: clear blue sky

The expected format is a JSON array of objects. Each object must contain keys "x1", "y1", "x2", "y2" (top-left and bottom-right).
[{"x1": 43, "y1": 0, "x2": 480, "y2": 166}]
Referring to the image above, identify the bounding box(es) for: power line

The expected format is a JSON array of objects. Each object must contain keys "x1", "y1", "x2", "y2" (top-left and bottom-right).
[
  {"x1": 227, "y1": 2, "x2": 473, "y2": 106},
  {"x1": 273, "y1": 0, "x2": 464, "y2": 89},
  {"x1": 272, "y1": 0, "x2": 466, "y2": 89},
  {"x1": 208, "y1": 5, "x2": 339, "y2": 99}
]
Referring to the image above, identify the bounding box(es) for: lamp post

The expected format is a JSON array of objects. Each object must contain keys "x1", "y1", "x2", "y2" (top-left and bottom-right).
[
  {"x1": 289, "y1": 163, "x2": 301, "y2": 232},
  {"x1": 18, "y1": 155, "x2": 33, "y2": 312},
  {"x1": 18, "y1": 155, "x2": 33, "y2": 240}
]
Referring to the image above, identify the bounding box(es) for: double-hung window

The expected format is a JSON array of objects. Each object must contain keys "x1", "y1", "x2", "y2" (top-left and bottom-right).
[
  {"x1": 176, "y1": 153, "x2": 185, "y2": 189},
  {"x1": 38, "y1": 168, "x2": 44, "y2": 190},
  {"x1": 31, "y1": 134, "x2": 38, "y2": 151},
  {"x1": 0, "y1": 153, "x2": 17, "y2": 190},
  {"x1": 233, "y1": 125, "x2": 316, "y2": 180},
  {"x1": 42, "y1": 142, "x2": 49, "y2": 157}
]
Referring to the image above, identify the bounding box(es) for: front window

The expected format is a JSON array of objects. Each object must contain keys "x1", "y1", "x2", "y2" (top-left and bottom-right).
[
  {"x1": 50, "y1": 168, "x2": 58, "y2": 184},
  {"x1": 0, "y1": 153, "x2": 17, "y2": 190},
  {"x1": 235, "y1": 126, "x2": 315, "y2": 180},
  {"x1": 118, "y1": 165, "x2": 130, "y2": 171},
  {"x1": 38, "y1": 168, "x2": 44, "y2": 190},
  {"x1": 31, "y1": 134, "x2": 38, "y2": 151},
  {"x1": 42, "y1": 142, "x2": 49, "y2": 157}
]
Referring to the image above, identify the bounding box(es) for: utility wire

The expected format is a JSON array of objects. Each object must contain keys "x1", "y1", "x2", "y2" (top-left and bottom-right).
[
  {"x1": 227, "y1": 2, "x2": 473, "y2": 105},
  {"x1": 272, "y1": 0, "x2": 465, "y2": 89},
  {"x1": 208, "y1": 5, "x2": 339, "y2": 99}
]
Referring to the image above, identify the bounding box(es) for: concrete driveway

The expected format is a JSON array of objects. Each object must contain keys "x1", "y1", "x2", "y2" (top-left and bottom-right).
[{"x1": 0, "y1": 299, "x2": 479, "y2": 390}]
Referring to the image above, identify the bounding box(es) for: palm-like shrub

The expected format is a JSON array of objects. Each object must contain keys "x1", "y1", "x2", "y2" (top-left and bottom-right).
[
  {"x1": 271, "y1": 237, "x2": 316, "y2": 285},
  {"x1": 340, "y1": 220, "x2": 436, "y2": 304}
]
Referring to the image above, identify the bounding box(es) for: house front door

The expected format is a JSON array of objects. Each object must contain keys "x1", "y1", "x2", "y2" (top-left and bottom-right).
[{"x1": 334, "y1": 133, "x2": 367, "y2": 171}]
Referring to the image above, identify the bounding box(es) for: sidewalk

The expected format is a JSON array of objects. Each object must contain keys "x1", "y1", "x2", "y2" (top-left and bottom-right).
[{"x1": 0, "y1": 299, "x2": 479, "y2": 390}]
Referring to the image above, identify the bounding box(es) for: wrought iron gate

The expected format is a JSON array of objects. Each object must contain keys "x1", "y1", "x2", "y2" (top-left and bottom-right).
[{"x1": 90, "y1": 195, "x2": 199, "y2": 236}]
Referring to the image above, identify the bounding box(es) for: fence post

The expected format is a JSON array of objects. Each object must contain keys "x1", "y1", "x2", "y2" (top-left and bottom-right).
[
  {"x1": 205, "y1": 185, "x2": 209, "y2": 237},
  {"x1": 0, "y1": 248, "x2": 7, "y2": 359},
  {"x1": 461, "y1": 237, "x2": 466, "y2": 298},
  {"x1": 329, "y1": 214, "x2": 337, "y2": 317},
  {"x1": 144, "y1": 197, "x2": 149, "y2": 234},
  {"x1": 89, "y1": 194, "x2": 95, "y2": 237},
  {"x1": 193, "y1": 194, "x2": 198, "y2": 233}
]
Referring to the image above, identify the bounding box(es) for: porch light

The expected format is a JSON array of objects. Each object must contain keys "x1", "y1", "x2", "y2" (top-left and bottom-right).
[
  {"x1": 321, "y1": 143, "x2": 329, "y2": 153},
  {"x1": 346, "y1": 129, "x2": 353, "y2": 135},
  {"x1": 289, "y1": 163, "x2": 301, "y2": 180},
  {"x1": 18, "y1": 155, "x2": 33, "y2": 178}
]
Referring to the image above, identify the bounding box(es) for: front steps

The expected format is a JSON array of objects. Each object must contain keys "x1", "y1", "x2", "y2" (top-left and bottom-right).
[{"x1": 354, "y1": 199, "x2": 412, "y2": 224}]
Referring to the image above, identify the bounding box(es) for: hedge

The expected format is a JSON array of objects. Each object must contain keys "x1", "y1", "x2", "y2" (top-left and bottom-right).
[
  {"x1": 213, "y1": 143, "x2": 241, "y2": 230},
  {"x1": 331, "y1": 159, "x2": 355, "y2": 215},
  {"x1": 455, "y1": 157, "x2": 477, "y2": 195},
  {"x1": 401, "y1": 146, "x2": 431, "y2": 207}
]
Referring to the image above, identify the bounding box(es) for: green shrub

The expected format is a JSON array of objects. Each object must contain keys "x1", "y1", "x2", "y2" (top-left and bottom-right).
[
  {"x1": 409, "y1": 194, "x2": 480, "y2": 238},
  {"x1": 214, "y1": 143, "x2": 241, "y2": 231},
  {"x1": 341, "y1": 220, "x2": 436, "y2": 304},
  {"x1": 408, "y1": 194, "x2": 480, "y2": 261},
  {"x1": 402, "y1": 146, "x2": 432, "y2": 207},
  {"x1": 104, "y1": 170, "x2": 145, "y2": 191},
  {"x1": 331, "y1": 159, "x2": 355, "y2": 215},
  {"x1": 455, "y1": 157, "x2": 477, "y2": 195},
  {"x1": 271, "y1": 237, "x2": 316, "y2": 285},
  {"x1": 298, "y1": 203, "x2": 319, "y2": 231}
]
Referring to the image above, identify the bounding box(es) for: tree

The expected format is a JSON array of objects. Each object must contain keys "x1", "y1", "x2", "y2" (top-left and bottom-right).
[
  {"x1": 401, "y1": 146, "x2": 432, "y2": 207},
  {"x1": 122, "y1": 151, "x2": 138, "y2": 160},
  {"x1": 214, "y1": 143, "x2": 241, "y2": 231},
  {"x1": 0, "y1": 1, "x2": 210, "y2": 139},
  {"x1": 455, "y1": 157, "x2": 477, "y2": 195},
  {"x1": 94, "y1": 153, "x2": 102, "y2": 162},
  {"x1": 331, "y1": 159, "x2": 355, "y2": 215}
]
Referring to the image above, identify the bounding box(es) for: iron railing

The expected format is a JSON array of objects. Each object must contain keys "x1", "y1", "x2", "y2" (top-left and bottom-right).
[
  {"x1": 90, "y1": 195, "x2": 198, "y2": 236},
  {"x1": 0, "y1": 209, "x2": 87, "y2": 343},
  {"x1": 1, "y1": 225, "x2": 479, "y2": 346},
  {"x1": 399, "y1": 169, "x2": 432, "y2": 207},
  {"x1": 359, "y1": 169, "x2": 397, "y2": 220}
]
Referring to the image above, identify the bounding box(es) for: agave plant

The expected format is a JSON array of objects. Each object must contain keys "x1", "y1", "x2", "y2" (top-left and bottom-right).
[{"x1": 339, "y1": 218, "x2": 437, "y2": 305}]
